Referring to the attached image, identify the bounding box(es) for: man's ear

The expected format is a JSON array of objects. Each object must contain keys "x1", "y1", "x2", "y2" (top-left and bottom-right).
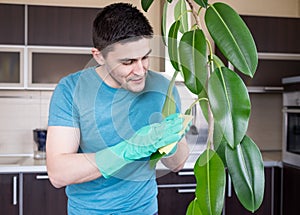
[{"x1": 92, "y1": 48, "x2": 105, "y2": 65}]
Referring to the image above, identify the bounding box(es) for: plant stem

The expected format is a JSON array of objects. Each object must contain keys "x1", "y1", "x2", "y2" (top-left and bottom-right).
[
  {"x1": 186, "y1": 97, "x2": 208, "y2": 114},
  {"x1": 185, "y1": 0, "x2": 202, "y2": 29}
]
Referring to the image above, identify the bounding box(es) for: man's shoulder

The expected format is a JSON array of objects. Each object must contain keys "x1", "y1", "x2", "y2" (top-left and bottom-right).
[{"x1": 57, "y1": 67, "x2": 95, "y2": 91}]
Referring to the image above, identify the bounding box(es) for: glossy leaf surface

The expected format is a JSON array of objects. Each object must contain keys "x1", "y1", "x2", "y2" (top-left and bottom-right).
[
  {"x1": 194, "y1": 0, "x2": 208, "y2": 8},
  {"x1": 194, "y1": 150, "x2": 226, "y2": 215},
  {"x1": 205, "y1": 3, "x2": 258, "y2": 77},
  {"x1": 186, "y1": 199, "x2": 203, "y2": 215},
  {"x1": 179, "y1": 30, "x2": 207, "y2": 95},
  {"x1": 208, "y1": 67, "x2": 251, "y2": 148},
  {"x1": 210, "y1": 54, "x2": 225, "y2": 71},
  {"x1": 168, "y1": 20, "x2": 181, "y2": 71},
  {"x1": 225, "y1": 136, "x2": 265, "y2": 212},
  {"x1": 141, "y1": 0, "x2": 154, "y2": 12},
  {"x1": 213, "y1": 122, "x2": 228, "y2": 166},
  {"x1": 174, "y1": 0, "x2": 189, "y2": 33}
]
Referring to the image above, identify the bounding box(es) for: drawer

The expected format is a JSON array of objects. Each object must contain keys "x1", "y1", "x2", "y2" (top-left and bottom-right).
[{"x1": 156, "y1": 169, "x2": 196, "y2": 184}]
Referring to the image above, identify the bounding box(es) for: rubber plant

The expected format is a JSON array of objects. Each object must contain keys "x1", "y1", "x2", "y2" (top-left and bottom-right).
[{"x1": 142, "y1": 0, "x2": 265, "y2": 214}]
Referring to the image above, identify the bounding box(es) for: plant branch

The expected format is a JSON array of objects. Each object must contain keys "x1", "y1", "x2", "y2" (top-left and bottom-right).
[{"x1": 185, "y1": 0, "x2": 202, "y2": 29}]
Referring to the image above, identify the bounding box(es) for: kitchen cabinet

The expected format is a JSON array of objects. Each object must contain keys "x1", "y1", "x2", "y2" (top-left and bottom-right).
[
  {"x1": 0, "y1": 4, "x2": 24, "y2": 88},
  {"x1": 156, "y1": 169, "x2": 196, "y2": 214},
  {"x1": 157, "y1": 167, "x2": 280, "y2": 214},
  {"x1": 0, "y1": 4, "x2": 24, "y2": 45},
  {"x1": 282, "y1": 164, "x2": 300, "y2": 215},
  {"x1": 28, "y1": 5, "x2": 99, "y2": 47},
  {"x1": 242, "y1": 15, "x2": 300, "y2": 88},
  {"x1": 0, "y1": 3, "x2": 100, "y2": 89},
  {"x1": 28, "y1": 47, "x2": 92, "y2": 88},
  {"x1": 0, "y1": 174, "x2": 19, "y2": 215},
  {"x1": 0, "y1": 172, "x2": 67, "y2": 215},
  {"x1": 241, "y1": 16, "x2": 300, "y2": 53},
  {"x1": 23, "y1": 173, "x2": 67, "y2": 215},
  {"x1": 224, "y1": 167, "x2": 281, "y2": 215},
  {"x1": 0, "y1": 48, "x2": 23, "y2": 87}
]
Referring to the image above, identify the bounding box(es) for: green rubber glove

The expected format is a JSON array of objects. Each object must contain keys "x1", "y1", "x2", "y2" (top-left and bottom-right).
[{"x1": 95, "y1": 113, "x2": 184, "y2": 178}]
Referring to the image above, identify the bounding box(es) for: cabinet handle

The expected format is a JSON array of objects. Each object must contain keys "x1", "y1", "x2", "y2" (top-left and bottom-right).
[
  {"x1": 177, "y1": 188, "x2": 196, "y2": 193},
  {"x1": 13, "y1": 176, "x2": 17, "y2": 205},
  {"x1": 36, "y1": 175, "x2": 49, "y2": 180},
  {"x1": 227, "y1": 174, "x2": 232, "y2": 197},
  {"x1": 178, "y1": 171, "x2": 194, "y2": 176}
]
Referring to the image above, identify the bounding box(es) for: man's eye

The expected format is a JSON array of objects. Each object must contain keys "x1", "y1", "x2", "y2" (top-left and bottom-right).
[{"x1": 122, "y1": 60, "x2": 134, "y2": 65}]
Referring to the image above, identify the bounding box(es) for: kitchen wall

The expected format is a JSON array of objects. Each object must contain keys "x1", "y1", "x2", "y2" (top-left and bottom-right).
[
  {"x1": 247, "y1": 93, "x2": 283, "y2": 151},
  {"x1": 0, "y1": 90, "x2": 52, "y2": 154},
  {"x1": 0, "y1": 0, "x2": 299, "y2": 154}
]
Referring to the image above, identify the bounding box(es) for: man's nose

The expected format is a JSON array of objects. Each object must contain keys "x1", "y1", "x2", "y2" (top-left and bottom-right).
[{"x1": 133, "y1": 60, "x2": 146, "y2": 75}]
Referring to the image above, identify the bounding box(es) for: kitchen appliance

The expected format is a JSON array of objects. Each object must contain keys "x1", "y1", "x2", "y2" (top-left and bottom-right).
[
  {"x1": 282, "y1": 76, "x2": 300, "y2": 166},
  {"x1": 33, "y1": 129, "x2": 47, "y2": 160}
]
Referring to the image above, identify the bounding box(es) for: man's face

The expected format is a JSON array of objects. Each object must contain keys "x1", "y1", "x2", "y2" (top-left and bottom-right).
[{"x1": 100, "y1": 38, "x2": 151, "y2": 93}]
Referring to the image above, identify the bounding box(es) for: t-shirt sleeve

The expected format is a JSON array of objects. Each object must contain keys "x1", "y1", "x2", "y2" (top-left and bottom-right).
[{"x1": 48, "y1": 80, "x2": 79, "y2": 127}]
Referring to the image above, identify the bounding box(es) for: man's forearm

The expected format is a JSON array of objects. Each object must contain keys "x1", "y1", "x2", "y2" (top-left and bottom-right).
[
  {"x1": 161, "y1": 138, "x2": 189, "y2": 172},
  {"x1": 47, "y1": 153, "x2": 101, "y2": 188}
]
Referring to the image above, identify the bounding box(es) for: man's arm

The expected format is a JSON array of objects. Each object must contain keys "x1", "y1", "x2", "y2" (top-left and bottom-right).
[
  {"x1": 46, "y1": 126, "x2": 101, "y2": 188},
  {"x1": 160, "y1": 137, "x2": 189, "y2": 172}
]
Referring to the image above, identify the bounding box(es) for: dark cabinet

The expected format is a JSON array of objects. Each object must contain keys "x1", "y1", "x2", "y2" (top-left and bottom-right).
[
  {"x1": 242, "y1": 16, "x2": 300, "y2": 53},
  {"x1": 156, "y1": 170, "x2": 196, "y2": 214},
  {"x1": 0, "y1": 4, "x2": 24, "y2": 87},
  {"x1": 241, "y1": 16, "x2": 300, "y2": 87},
  {"x1": 0, "y1": 4, "x2": 25, "y2": 45},
  {"x1": 238, "y1": 58, "x2": 300, "y2": 87},
  {"x1": 23, "y1": 173, "x2": 67, "y2": 215},
  {"x1": 28, "y1": 5, "x2": 100, "y2": 46},
  {"x1": 224, "y1": 167, "x2": 281, "y2": 215},
  {"x1": 282, "y1": 164, "x2": 300, "y2": 215},
  {"x1": 29, "y1": 50, "x2": 92, "y2": 87},
  {"x1": 0, "y1": 174, "x2": 19, "y2": 215},
  {"x1": 157, "y1": 167, "x2": 280, "y2": 215}
]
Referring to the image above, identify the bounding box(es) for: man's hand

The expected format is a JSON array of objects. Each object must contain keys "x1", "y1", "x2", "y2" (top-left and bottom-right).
[{"x1": 95, "y1": 113, "x2": 185, "y2": 178}]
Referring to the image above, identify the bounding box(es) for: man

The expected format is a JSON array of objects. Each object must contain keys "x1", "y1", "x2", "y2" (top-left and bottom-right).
[{"x1": 46, "y1": 3, "x2": 189, "y2": 214}]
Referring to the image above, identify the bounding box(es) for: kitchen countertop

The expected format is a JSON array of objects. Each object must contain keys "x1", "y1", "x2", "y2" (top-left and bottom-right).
[{"x1": 0, "y1": 150, "x2": 282, "y2": 174}]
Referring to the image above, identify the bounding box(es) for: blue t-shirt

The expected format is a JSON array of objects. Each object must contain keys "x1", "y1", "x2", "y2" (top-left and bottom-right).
[{"x1": 48, "y1": 67, "x2": 181, "y2": 214}]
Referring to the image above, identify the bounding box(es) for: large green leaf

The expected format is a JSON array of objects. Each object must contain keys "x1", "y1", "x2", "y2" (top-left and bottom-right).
[
  {"x1": 205, "y1": 3, "x2": 258, "y2": 77},
  {"x1": 194, "y1": 0, "x2": 208, "y2": 8},
  {"x1": 174, "y1": 0, "x2": 189, "y2": 34},
  {"x1": 194, "y1": 149, "x2": 226, "y2": 215},
  {"x1": 168, "y1": 20, "x2": 181, "y2": 71},
  {"x1": 225, "y1": 136, "x2": 265, "y2": 212},
  {"x1": 198, "y1": 90, "x2": 209, "y2": 122},
  {"x1": 141, "y1": 0, "x2": 154, "y2": 12},
  {"x1": 179, "y1": 30, "x2": 207, "y2": 95},
  {"x1": 208, "y1": 67, "x2": 251, "y2": 148},
  {"x1": 213, "y1": 122, "x2": 227, "y2": 166},
  {"x1": 186, "y1": 199, "x2": 203, "y2": 215}
]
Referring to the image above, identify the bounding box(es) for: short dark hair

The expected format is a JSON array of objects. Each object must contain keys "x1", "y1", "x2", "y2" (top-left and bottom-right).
[{"x1": 92, "y1": 3, "x2": 153, "y2": 56}]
